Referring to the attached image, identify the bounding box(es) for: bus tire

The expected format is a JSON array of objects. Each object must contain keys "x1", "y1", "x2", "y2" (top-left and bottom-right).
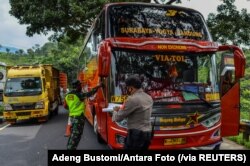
[{"x1": 213, "y1": 143, "x2": 221, "y2": 150}]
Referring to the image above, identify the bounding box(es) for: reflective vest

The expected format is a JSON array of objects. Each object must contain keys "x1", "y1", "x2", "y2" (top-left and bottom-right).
[{"x1": 65, "y1": 93, "x2": 85, "y2": 117}]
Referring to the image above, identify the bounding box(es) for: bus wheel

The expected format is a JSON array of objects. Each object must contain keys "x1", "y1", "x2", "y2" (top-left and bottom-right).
[
  {"x1": 93, "y1": 114, "x2": 105, "y2": 144},
  {"x1": 93, "y1": 114, "x2": 98, "y2": 134},
  {"x1": 213, "y1": 143, "x2": 221, "y2": 150}
]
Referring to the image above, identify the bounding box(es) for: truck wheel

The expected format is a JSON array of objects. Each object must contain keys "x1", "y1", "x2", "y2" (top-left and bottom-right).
[
  {"x1": 6, "y1": 119, "x2": 16, "y2": 125},
  {"x1": 38, "y1": 115, "x2": 49, "y2": 123},
  {"x1": 93, "y1": 114, "x2": 105, "y2": 144}
]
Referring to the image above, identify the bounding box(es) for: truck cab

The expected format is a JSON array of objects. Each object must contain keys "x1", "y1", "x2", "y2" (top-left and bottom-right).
[{"x1": 3, "y1": 65, "x2": 60, "y2": 124}]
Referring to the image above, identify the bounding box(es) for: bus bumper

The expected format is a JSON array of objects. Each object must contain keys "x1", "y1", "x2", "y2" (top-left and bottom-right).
[{"x1": 108, "y1": 123, "x2": 222, "y2": 150}]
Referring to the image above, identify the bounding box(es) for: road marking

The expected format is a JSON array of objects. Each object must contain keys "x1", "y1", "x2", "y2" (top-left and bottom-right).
[{"x1": 0, "y1": 124, "x2": 11, "y2": 131}]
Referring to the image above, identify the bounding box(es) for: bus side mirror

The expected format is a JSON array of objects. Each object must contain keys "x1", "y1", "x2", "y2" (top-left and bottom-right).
[
  {"x1": 98, "y1": 41, "x2": 111, "y2": 77},
  {"x1": 218, "y1": 45, "x2": 246, "y2": 79},
  {"x1": 234, "y1": 50, "x2": 246, "y2": 79}
]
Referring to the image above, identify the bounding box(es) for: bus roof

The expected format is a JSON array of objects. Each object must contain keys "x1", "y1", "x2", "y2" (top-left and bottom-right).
[{"x1": 103, "y1": 2, "x2": 204, "y2": 19}]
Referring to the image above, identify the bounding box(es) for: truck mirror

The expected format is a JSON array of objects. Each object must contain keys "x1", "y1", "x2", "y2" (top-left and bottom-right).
[
  {"x1": 98, "y1": 41, "x2": 111, "y2": 77},
  {"x1": 234, "y1": 49, "x2": 246, "y2": 79}
]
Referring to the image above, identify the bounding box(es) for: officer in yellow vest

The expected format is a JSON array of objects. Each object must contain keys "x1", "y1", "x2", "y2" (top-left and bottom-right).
[{"x1": 64, "y1": 80, "x2": 102, "y2": 150}]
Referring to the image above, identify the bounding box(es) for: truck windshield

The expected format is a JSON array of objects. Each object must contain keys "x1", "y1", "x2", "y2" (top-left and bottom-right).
[
  {"x1": 4, "y1": 77, "x2": 42, "y2": 97},
  {"x1": 110, "y1": 50, "x2": 220, "y2": 104},
  {"x1": 108, "y1": 4, "x2": 209, "y2": 40}
]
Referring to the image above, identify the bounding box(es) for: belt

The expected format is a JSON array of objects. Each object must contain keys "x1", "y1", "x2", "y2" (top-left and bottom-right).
[{"x1": 70, "y1": 113, "x2": 84, "y2": 118}]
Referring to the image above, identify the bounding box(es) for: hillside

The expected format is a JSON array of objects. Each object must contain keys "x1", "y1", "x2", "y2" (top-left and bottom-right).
[
  {"x1": 0, "y1": 45, "x2": 21, "y2": 54},
  {"x1": 0, "y1": 52, "x2": 31, "y2": 66}
]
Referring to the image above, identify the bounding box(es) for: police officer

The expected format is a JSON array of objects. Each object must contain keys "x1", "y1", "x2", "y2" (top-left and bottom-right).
[
  {"x1": 112, "y1": 75, "x2": 153, "y2": 150},
  {"x1": 64, "y1": 80, "x2": 102, "y2": 150}
]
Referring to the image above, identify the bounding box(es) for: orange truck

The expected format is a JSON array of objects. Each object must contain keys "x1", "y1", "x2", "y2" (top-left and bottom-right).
[{"x1": 59, "y1": 72, "x2": 68, "y2": 103}]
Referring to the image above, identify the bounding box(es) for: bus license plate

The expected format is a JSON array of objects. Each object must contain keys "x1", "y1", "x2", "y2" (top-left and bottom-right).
[{"x1": 164, "y1": 138, "x2": 186, "y2": 145}]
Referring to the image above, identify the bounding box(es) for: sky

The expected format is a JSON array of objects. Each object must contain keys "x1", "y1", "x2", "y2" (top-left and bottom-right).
[
  {"x1": 0, "y1": 0, "x2": 50, "y2": 50},
  {"x1": 0, "y1": 0, "x2": 250, "y2": 51}
]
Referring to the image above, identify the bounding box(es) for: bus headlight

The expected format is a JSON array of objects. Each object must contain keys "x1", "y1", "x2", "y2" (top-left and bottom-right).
[
  {"x1": 201, "y1": 113, "x2": 221, "y2": 128},
  {"x1": 115, "y1": 119, "x2": 127, "y2": 129},
  {"x1": 4, "y1": 103, "x2": 13, "y2": 111},
  {"x1": 35, "y1": 101, "x2": 44, "y2": 109}
]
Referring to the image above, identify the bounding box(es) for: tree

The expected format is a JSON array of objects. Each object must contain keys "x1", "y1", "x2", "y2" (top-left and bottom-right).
[
  {"x1": 5, "y1": 48, "x2": 10, "y2": 54},
  {"x1": 9, "y1": 0, "x2": 183, "y2": 42},
  {"x1": 207, "y1": 0, "x2": 250, "y2": 46},
  {"x1": 16, "y1": 49, "x2": 24, "y2": 55},
  {"x1": 29, "y1": 37, "x2": 84, "y2": 83}
]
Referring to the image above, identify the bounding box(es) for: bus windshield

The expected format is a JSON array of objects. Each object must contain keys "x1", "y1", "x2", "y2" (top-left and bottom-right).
[
  {"x1": 108, "y1": 4, "x2": 209, "y2": 40},
  {"x1": 110, "y1": 50, "x2": 219, "y2": 104}
]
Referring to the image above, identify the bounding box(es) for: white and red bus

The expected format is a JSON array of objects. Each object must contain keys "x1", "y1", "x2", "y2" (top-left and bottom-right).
[{"x1": 79, "y1": 2, "x2": 246, "y2": 149}]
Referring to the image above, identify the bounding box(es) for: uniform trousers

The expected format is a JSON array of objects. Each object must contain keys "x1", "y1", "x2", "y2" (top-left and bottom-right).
[{"x1": 67, "y1": 115, "x2": 85, "y2": 150}]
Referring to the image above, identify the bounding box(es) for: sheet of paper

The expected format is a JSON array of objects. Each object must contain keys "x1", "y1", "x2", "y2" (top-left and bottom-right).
[{"x1": 102, "y1": 103, "x2": 122, "y2": 112}]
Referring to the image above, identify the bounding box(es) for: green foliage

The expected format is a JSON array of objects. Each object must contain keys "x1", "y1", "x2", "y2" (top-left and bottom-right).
[
  {"x1": 1, "y1": 37, "x2": 84, "y2": 84},
  {"x1": 0, "y1": 52, "x2": 32, "y2": 65},
  {"x1": 198, "y1": 67, "x2": 208, "y2": 83},
  {"x1": 228, "y1": 134, "x2": 250, "y2": 149},
  {"x1": 207, "y1": 0, "x2": 250, "y2": 45},
  {"x1": 9, "y1": 0, "x2": 181, "y2": 42},
  {"x1": 28, "y1": 39, "x2": 83, "y2": 83},
  {"x1": 9, "y1": 0, "x2": 150, "y2": 42},
  {"x1": 240, "y1": 51, "x2": 250, "y2": 120}
]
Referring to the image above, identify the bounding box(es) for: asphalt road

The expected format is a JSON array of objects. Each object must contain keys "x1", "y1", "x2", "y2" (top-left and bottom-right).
[
  {"x1": 0, "y1": 106, "x2": 108, "y2": 166},
  {"x1": 0, "y1": 106, "x2": 247, "y2": 166}
]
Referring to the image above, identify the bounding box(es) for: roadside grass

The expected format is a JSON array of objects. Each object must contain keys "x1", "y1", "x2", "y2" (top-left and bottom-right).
[{"x1": 228, "y1": 133, "x2": 250, "y2": 149}]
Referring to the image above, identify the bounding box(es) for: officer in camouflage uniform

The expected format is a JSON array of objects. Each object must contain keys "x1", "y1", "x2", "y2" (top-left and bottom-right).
[{"x1": 64, "y1": 80, "x2": 102, "y2": 150}]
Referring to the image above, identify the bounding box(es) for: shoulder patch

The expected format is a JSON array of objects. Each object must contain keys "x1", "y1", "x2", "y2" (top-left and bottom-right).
[{"x1": 67, "y1": 94, "x2": 74, "y2": 100}]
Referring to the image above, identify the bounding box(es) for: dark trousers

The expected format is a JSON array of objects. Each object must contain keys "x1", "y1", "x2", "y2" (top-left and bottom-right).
[
  {"x1": 67, "y1": 116, "x2": 85, "y2": 150},
  {"x1": 124, "y1": 129, "x2": 152, "y2": 150}
]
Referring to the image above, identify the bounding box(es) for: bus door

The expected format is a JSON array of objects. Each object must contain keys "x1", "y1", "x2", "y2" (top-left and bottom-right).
[{"x1": 220, "y1": 54, "x2": 239, "y2": 136}]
